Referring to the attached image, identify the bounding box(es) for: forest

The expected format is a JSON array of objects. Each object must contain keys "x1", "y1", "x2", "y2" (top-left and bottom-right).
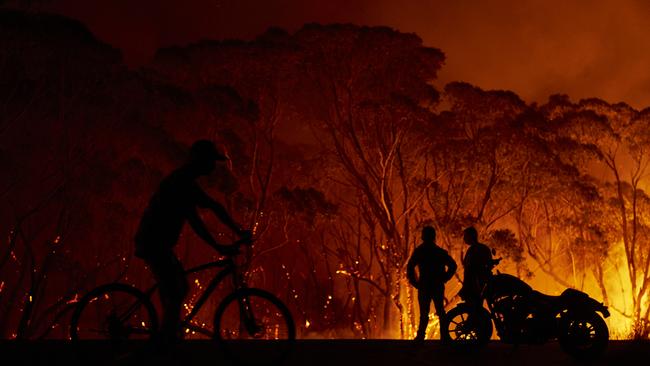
[{"x1": 1, "y1": 10, "x2": 649, "y2": 341}]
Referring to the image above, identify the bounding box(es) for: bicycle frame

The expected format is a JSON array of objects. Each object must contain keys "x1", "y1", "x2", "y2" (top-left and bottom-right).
[{"x1": 131, "y1": 257, "x2": 247, "y2": 338}]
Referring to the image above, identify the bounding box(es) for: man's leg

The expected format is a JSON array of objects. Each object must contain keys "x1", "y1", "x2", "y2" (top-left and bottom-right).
[
  {"x1": 416, "y1": 289, "x2": 431, "y2": 341},
  {"x1": 146, "y1": 252, "x2": 188, "y2": 344},
  {"x1": 431, "y1": 285, "x2": 449, "y2": 342},
  {"x1": 464, "y1": 290, "x2": 485, "y2": 340}
]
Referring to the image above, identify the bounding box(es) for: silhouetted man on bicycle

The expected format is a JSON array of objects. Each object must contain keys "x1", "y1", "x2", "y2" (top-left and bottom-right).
[
  {"x1": 407, "y1": 226, "x2": 457, "y2": 341},
  {"x1": 135, "y1": 139, "x2": 249, "y2": 344},
  {"x1": 460, "y1": 226, "x2": 495, "y2": 310}
]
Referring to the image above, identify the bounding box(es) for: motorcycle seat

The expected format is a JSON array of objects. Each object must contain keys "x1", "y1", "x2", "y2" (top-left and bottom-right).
[{"x1": 530, "y1": 290, "x2": 563, "y2": 307}]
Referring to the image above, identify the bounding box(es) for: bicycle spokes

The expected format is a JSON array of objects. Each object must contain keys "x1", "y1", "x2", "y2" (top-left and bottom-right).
[
  {"x1": 214, "y1": 288, "x2": 295, "y2": 366},
  {"x1": 218, "y1": 292, "x2": 291, "y2": 340},
  {"x1": 238, "y1": 297, "x2": 264, "y2": 337},
  {"x1": 73, "y1": 287, "x2": 155, "y2": 340}
]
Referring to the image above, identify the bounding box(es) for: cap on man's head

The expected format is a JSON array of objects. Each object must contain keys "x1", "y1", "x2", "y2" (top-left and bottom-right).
[{"x1": 190, "y1": 139, "x2": 227, "y2": 162}]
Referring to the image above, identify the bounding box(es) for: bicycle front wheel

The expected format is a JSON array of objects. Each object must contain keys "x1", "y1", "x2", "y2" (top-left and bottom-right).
[
  {"x1": 70, "y1": 283, "x2": 158, "y2": 342},
  {"x1": 213, "y1": 288, "x2": 295, "y2": 366}
]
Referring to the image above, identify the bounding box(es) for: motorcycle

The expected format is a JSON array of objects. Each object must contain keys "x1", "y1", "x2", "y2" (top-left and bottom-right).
[{"x1": 443, "y1": 255, "x2": 610, "y2": 359}]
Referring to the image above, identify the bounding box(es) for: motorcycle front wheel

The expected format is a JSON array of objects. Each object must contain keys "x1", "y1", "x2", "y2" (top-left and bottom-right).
[
  {"x1": 558, "y1": 311, "x2": 608, "y2": 359},
  {"x1": 443, "y1": 304, "x2": 493, "y2": 347}
]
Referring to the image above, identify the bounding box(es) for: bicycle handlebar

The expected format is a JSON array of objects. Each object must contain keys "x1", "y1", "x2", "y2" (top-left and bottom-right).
[
  {"x1": 217, "y1": 236, "x2": 254, "y2": 257},
  {"x1": 233, "y1": 236, "x2": 254, "y2": 246}
]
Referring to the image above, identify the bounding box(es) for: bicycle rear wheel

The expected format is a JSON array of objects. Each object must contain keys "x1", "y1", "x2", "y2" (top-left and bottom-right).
[
  {"x1": 70, "y1": 283, "x2": 157, "y2": 351},
  {"x1": 213, "y1": 288, "x2": 295, "y2": 366}
]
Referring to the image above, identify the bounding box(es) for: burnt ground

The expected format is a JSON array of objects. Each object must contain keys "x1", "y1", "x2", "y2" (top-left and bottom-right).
[{"x1": 1, "y1": 340, "x2": 648, "y2": 366}]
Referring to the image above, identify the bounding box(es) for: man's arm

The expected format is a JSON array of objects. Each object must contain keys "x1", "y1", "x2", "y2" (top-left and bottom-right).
[
  {"x1": 209, "y1": 200, "x2": 245, "y2": 235},
  {"x1": 187, "y1": 208, "x2": 237, "y2": 255},
  {"x1": 445, "y1": 253, "x2": 458, "y2": 281},
  {"x1": 194, "y1": 186, "x2": 246, "y2": 236},
  {"x1": 406, "y1": 250, "x2": 419, "y2": 287},
  {"x1": 481, "y1": 245, "x2": 494, "y2": 269}
]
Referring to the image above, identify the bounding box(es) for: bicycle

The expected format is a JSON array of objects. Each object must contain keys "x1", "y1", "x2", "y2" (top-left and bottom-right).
[{"x1": 69, "y1": 237, "x2": 296, "y2": 365}]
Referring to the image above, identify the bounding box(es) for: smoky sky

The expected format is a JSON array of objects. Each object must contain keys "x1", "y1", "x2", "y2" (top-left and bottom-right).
[{"x1": 44, "y1": 0, "x2": 650, "y2": 108}]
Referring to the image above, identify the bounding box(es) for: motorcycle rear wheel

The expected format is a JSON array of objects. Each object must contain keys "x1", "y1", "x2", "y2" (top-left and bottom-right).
[{"x1": 558, "y1": 311, "x2": 608, "y2": 359}]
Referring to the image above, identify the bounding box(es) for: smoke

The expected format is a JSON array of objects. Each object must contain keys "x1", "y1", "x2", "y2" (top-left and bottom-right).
[
  {"x1": 44, "y1": 0, "x2": 650, "y2": 107},
  {"x1": 368, "y1": 0, "x2": 650, "y2": 108}
]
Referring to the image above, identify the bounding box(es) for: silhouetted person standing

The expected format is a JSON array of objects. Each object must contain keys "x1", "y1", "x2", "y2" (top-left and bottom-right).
[
  {"x1": 135, "y1": 140, "x2": 249, "y2": 344},
  {"x1": 407, "y1": 226, "x2": 457, "y2": 341},
  {"x1": 460, "y1": 226, "x2": 494, "y2": 308}
]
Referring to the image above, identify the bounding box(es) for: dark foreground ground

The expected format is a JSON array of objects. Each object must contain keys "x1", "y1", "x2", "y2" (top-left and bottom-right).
[{"x1": 2, "y1": 340, "x2": 649, "y2": 366}]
